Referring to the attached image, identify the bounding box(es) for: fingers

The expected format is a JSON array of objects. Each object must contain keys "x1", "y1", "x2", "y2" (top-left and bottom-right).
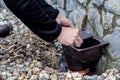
[
  {"x1": 74, "y1": 36, "x2": 83, "y2": 47},
  {"x1": 74, "y1": 30, "x2": 83, "y2": 47},
  {"x1": 74, "y1": 39, "x2": 81, "y2": 47}
]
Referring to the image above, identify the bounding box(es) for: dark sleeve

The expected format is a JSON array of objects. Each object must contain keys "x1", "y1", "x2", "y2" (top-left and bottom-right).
[
  {"x1": 3, "y1": 0, "x2": 61, "y2": 42},
  {"x1": 36, "y1": 0, "x2": 59, "y2": 20}
]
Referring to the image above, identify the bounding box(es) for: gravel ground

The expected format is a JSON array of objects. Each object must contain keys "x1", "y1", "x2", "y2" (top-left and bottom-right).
[{"x1": 0, "y1": 8, "x2": 120, "y2": 80}]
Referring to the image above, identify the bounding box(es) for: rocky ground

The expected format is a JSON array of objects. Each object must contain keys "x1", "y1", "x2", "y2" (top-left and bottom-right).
[{"x1": 0, "y1": 8, "x2": 120, "y2": 80}]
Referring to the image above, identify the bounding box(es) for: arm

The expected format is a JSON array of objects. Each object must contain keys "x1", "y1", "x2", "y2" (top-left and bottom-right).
[
  {"x1": 3, "y1": 0, "x2": 61, "y2": 42},
  {"x1": 36, "y1": 0, "x2": 59, "y2": 20},
  {"x1": 3, "y1": 0, "x2": 83, "y2": 47}
]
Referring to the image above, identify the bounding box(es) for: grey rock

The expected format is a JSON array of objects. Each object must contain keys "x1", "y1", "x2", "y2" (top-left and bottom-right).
[
  {"x1": 50, "y1": 0, "x2": 57, "y2": 4},
  {"x1": 77, "y1": 0, "x2": 87, "y2": 6},
  {"x1": 0, "y1": 0, "x2": 7, "y2": 9},
  {"x1": 84, "y1": 75, "x2": 97, "y2": 80},
  {"x1": 116, "y1": 19, "x2": 120, "y2": 26},
  {"x1": 84, "y1": 22, "x2": 94, "y2": 35},
  {"x1": 66, "y1": 0, "x2": 77, "y2": 11},
  {"x1": 91, "y1": 0, "x2": 104, "y2": 7},
  {"x1": 104, "y1": 0, "x2": 120, "y2": 15},
  {"x1": 57, "y1": 8, "x2": 66, "y2": 17},
  {"x1": 57, "y1": 0, "x2": 65, "y2": 8},
  {"x1": 88, "y1": 1, "x2": 94, "y2": 8},
  {"x1": 108, "y1": 60, "x2": 120, "y2": 70},
  {"x1": 68, "y1": 7, "x2": 86, "y2": 30},
  {"x1": 102, "y1": 10, "x2": 114, "y2": 30},
  {"x1": 6, "y1": 72, "x2": 12, "y2": 77},
  {"x1": 88, "y1": 7, "x2": 103, "y2": 37},
  {"x1": 104, "y1": 27, "x2": 120, "y2": 59},
  {"x1": 96, "y1": 55, "x2": 108, "y2": 74}
]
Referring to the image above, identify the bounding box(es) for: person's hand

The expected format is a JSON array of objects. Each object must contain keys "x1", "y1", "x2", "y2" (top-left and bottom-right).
[
  {"x1": 57, "y1": 27, "x2": 83, "y2": 47},
  {"x1": 56, "y1": 13, "x2": 75, "y2": 28}
]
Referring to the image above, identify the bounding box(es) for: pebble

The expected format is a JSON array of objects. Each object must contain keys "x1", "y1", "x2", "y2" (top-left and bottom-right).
[
  {"x1": 32, "y1": 67, "x2": 39, "y2": 75},
  {"x1": 34, "y1": 62, "x2": 43, "y2": 68},
  {"x1": 1, "y1": 72, "x2": 7, "y2": 80},
  {"x1": 50, "y1": 74, "x2": 58, "y2": 80},
  {"x1": 24, "y1": 62, "x2": 30, "y2": 67},
  {"x1": 21, "y1": 73, "x2": 26, "y2": 78},
  {"x1": 30, "y1": 75, "x2": 38, "y2": 80},
  {"x1": 26, "y1": 44, "x2": 31, "y2": 49},
  {"x1": 39, "y1": 71, "x2": 50, "y2": 80},
  {"x1": 30, "y1": 63, "x2": 35, "y2": 68},
  {"x1": 4, "y1": 53, "x2": 10, "y2": 59}
]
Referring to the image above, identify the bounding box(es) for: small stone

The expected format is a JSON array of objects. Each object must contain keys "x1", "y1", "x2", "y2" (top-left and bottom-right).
[
  {"x1": 30, "y1": 63, "x2": 35, "y2": 68},
  {"x1": 18, "y1": 77, "x2": 24, "y2": 80},
  {"x1": 1, "y1": 72, "x2": 7, "y2": 80},
  {"x1": 65, "y1": 72, "x2": 73, "y2": 80},
  {"x1": 26, "y1": 69, "x2": 32, "y2": 79},
  {"x1": 30, "y1": 75, "x2": 38, "y2": 80},
  {"x1": 16, "y1": 64, "x2": 24, "y2": 68},
  {"x1": 116, "y1": 74, "x2": 120, "y2": 79},
  {"x1": 34, "y1": 62, "x2": 43, "y2": 68},
  {"x1": 105, "y1": 75, "x2": 116, "y2": 80},
  {"x1": 4, "y1": 53, "x2": 9, "y2": 59},
  {"x1": 32, "y1": 67, "x2": 39, "y2": 75},
  {"x1": 13, "y1": 71, "x2": 20, "y2": 77},
  {"x1": 7, "y1": 77, "x2": 17, "y2": 80},
  {"x1": 21, "y1": 73, "x2": 26, "y2": 78},
  {"x1": 84, "y1": 75, "x2": 97, "y2": 80},
  {"x1": 102, "y1": 73, "x2": 107, "y2": 77},
  {"x1": 6, "y1": 72, "x2": 12, "y2": 77},
  {"x1": 0, "y1": 60, "x2": 8, "y2": 65},
  {"x1": 50, "y1": 74, "x2": 57, "y2": 80},
  {"x1": 24, "y1": 62, "x2": 30, "y2": 67},
  {"x1": 71, "y1": 72, "x2": 82, "y2": 78},
  {"x1": 39, "y1": 71, "x2": 50, "y2": 80},
  {"x1": 26, "y1": 44, "x2": 31, "y2": 49}
]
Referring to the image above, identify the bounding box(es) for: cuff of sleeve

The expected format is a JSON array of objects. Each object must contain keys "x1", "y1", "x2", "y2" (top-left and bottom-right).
[{"x1": 44, "y1": 23, "x2": 61, "y2": 42}]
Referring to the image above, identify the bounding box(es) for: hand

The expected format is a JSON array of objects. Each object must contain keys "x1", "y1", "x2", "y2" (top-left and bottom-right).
[
  {"x1": 56, "y1": 13, "x2": 75, "y2": 28},
  {"x1": 57, "y1": 27, "x2": 83, "y2": 47}
]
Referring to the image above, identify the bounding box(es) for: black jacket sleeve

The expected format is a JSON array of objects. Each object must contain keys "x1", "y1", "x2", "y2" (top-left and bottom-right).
[
  {"x1": 3, "y1": 0, "x2": 61, "y2": 42},
  {"x1": 36, "y1": 0, "x2": 59, "y2": 20}
]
